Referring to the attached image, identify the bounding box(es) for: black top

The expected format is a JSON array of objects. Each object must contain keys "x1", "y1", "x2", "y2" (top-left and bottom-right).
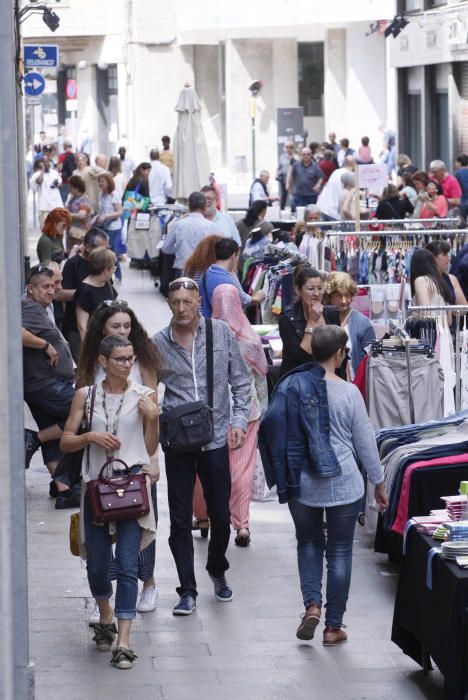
[
  {"x1": 278, "y1": 300, "x2": 342, "y2": 377},
  {"x1": 375, "y1": 196, "x2": 413, "y2": 220},
  {"x1": 74, "y1": 281, "x2": 117, "y2": 315},
  {"x1": 22, "y1": 299, "x2": 74, "y2": 393},
  {"x1": 442, "y1": 272, "x2": 456, "y2": 305},
  {"x1": 61, "y1": 254, "x2": 90, "y2": 336}
]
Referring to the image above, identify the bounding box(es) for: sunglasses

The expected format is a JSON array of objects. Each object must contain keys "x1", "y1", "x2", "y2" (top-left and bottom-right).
[
  {"x1": 168, "y1": 279, "x2": 199, "y2": 292},
  {"x1": 103, "y1": 300, "x2": 129, "y2": 309}
]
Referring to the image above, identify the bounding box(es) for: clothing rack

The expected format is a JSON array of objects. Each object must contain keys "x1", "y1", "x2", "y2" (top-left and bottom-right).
[
  {"x1": 389, "y1": 321, "x2": 417, "y2": 423},
  {"x1": 408, "y1": 304, "x2": 468, "y2": 411},
  {"x1": 309, "y1": 217, "x2": 460, "y2": 228},
  {"x1": 323, "y1": 229, "x2": 466, "y2": 237},
  {"x1": 265, "y1": 243, "x2": 309, "y2": 264}
]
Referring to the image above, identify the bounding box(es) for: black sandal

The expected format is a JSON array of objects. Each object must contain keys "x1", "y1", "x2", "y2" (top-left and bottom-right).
[
  {"x1": 92, "y1": 622, "x2": 117, "y2": 652},
  {"x1": 110, "y1": 646, "x2": 138, "y2": 669},
  {"x1": 235, "y1": 529, "x2": 251, "y2": 547}
]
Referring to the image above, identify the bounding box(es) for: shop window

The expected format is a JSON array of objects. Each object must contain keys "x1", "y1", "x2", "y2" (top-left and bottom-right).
[{"x1": 298, "y1": 43, "x2": 324, "y2": 117}]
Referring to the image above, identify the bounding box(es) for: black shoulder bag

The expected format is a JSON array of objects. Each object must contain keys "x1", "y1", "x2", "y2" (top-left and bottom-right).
[{"x1": 159, "y1": 319, "x2": 214, "y2": 455}]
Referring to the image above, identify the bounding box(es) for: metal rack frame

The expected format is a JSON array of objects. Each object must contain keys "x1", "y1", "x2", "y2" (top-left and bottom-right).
[{"x1": 408, "y1": 304, "x2": 468, "y2": 411}]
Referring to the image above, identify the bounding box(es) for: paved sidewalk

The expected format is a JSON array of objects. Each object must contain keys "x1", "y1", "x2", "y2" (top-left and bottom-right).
[{"x1": 26, "y1": 264, "x2": 444, "y2": 700}]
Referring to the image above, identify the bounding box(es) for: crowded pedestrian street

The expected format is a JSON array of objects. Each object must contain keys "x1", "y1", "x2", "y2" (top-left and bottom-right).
[
  {"x1": 5, "y1": 2, "x2": 468, "y2": 699},
  {"x1": 25, "y1": 260, "x2": 443, "y2": 700}
]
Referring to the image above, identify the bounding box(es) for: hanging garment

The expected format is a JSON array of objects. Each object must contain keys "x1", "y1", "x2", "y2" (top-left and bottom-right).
[{"x1": 367, "y1": 352, "x2": 444, "y2": 429}]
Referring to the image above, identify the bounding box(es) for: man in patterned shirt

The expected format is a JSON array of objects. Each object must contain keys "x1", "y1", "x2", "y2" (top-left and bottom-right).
[{"x1": 153, "y1": 277, "x2": 251, "y2": 616}]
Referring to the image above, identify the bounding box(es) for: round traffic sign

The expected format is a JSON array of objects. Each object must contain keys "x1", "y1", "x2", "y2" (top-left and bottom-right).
[
  {"x1": 24, "y1": 71, "x2": 46, "y2": 97},
  {"x1": 66, "y1": 79, "x2": 77, "y2": 99}
]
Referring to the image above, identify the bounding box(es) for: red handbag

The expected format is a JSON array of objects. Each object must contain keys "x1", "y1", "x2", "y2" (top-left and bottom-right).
[{"x1": 87, "y1": 458, "x2": 150, "y2": 523}]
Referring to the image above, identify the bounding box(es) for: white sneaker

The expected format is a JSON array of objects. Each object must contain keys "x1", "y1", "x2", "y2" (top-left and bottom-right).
[
  {"x1": 88, "y1": 602, "x2": 100, "y2": 626},
  {"x1": 137, "y1": 585, "x2": 158, "y2": 613}
]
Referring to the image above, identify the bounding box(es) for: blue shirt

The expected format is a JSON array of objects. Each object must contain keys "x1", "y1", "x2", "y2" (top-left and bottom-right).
[
  {"x1": 200, "y1": 264, "x2": 251, "y2": 317},
  {"x1": 162, "y1": 212, "x2": 218, "y2": 269},
  {"x1": 212, "y1": 211, "x2": 241, "y2": 245}
]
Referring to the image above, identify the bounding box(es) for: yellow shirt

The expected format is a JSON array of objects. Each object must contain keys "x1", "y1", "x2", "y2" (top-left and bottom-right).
[{"x1": 159, "y1": 149, "x2": 174, "y2": 174}]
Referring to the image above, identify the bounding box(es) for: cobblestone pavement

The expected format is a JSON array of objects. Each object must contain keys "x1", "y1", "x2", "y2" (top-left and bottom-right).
[{"x1": 26, "y1": 263, "x2": 444, "y2": 700}]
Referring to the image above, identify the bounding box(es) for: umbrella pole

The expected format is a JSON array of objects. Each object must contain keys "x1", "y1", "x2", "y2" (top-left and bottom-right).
[{"x1": 250, "y1": 97, "x2": 257, "y2": 181}]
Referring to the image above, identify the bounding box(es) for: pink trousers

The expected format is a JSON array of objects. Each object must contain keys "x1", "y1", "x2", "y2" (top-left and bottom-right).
[{"x1": 193, "y1": 419, "x2": 260, "y2": 531}]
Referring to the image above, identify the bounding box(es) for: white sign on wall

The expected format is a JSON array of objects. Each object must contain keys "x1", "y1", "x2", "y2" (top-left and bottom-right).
[{"x1": 358, "y1": 164, "x2": 388, "y2": 196}]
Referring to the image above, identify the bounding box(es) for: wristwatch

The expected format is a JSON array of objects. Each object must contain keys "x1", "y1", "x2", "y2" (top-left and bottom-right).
[
  {"x1": 43, "y1": 341, "x2": 49, "y2": 352},
  {"x1": 304, "y1": 327, "x2": 315, "y2": 334}
]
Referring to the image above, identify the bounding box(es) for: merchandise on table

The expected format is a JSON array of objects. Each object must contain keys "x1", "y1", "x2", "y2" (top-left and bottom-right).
[{"x1": 367, "y1": 411, "x2": 468, "y2": 557}]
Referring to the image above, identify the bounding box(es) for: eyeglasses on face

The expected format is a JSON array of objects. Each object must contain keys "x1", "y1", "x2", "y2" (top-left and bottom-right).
[
  {"x1": 168, "y1": 278, "x2": 199, "y2": 292},
  {"x1": 109, "y1": 355, "x2": 136, "y2": 366},
  {"x1": 103, "y1": 300, "x2": 129, "y2": 309}
]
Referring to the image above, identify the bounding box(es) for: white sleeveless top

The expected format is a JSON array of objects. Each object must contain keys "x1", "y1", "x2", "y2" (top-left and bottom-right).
[{"x1": 82, "y1": 380, "x2": 155, "y2": 481}]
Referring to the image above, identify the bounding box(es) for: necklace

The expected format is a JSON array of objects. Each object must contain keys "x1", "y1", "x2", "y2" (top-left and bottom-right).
[{"x1": 101, "y1": 383, "x2": 127, "y2": 456}]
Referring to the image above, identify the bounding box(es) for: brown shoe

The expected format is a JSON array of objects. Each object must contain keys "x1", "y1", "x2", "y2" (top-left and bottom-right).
[
  {"x1": 296, "y1": 604, "x2": 321, "y2": 640},
  {"x1": 323, "y1": 626, "x2": 347, "y2": 646}
]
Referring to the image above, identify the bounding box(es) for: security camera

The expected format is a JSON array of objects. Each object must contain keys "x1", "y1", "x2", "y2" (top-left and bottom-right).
[
  {"x1": 42, "y1": 7, "x2": 60, "y2": 31},
  {"x1": 248, "y1": 80, "x2": 263, "y2": 97}
]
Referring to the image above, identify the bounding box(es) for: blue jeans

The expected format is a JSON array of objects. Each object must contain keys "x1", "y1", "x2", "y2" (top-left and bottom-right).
[
  {"x1": 83, "y1": 492, "x2": 142, "y2": 620},
  {"x1": 288, "y1": 498, "x2": 361, "y2": 628}
]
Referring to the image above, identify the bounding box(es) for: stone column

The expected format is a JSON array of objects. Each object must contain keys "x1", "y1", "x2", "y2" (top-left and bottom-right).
[
  {"x1": 324, "y1": 28, "x2": 347, "y2": 138},
  {"x1": 0, "y1": 1, "x2": 34, "y2": 698}
]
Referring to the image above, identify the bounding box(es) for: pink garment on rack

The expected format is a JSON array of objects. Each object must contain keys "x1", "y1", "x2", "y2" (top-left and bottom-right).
[{"x1": 391, "y1": 452, "x2": 468, "y2": 535}]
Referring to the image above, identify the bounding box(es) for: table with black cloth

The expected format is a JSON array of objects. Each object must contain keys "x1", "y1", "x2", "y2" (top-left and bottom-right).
[
  {"x1": 375, "y1": 460, "x2": 468, "y2": 561},
  {"x1": 392, "y1": 526, "x2": 468, "y2": 699}
]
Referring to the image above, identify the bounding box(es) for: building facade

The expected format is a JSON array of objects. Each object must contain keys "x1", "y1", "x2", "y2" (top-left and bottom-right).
[
  {"x1": 22, "y1": 0, "x2": 396, "y2": 196},
  {"x1": 391, "y1": 0, "x2": 468, "y2": 169}
]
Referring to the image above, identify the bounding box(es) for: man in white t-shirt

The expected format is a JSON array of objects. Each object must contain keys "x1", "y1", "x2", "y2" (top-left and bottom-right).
[
  {"x1": 148, "y1": 149, "x2": 172, "y2": 206},
  {"x1": 31, "y1": 155, "x2": 63, "y2": 226},
  {"x1": 317, "y1": 156, "x2": 355, "y2": 221}
]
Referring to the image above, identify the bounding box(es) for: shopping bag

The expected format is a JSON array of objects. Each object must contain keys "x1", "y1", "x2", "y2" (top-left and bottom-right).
[{"x1": 251, "y1": 450, "x2": 277, "y2": 502}]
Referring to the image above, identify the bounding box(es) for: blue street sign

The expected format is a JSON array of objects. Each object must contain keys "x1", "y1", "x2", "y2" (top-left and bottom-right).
[
  {"x1": 24, "y1": 72, "x2": 46, "y2": 97},
  {"x1": 24, "y1": 45, "x2": 59, "y2": 69}
]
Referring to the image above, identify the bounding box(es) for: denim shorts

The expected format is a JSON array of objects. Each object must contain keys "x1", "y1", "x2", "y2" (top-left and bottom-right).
[{"x1": 25, "y1": 379, "x2": 75, "y2": 463}]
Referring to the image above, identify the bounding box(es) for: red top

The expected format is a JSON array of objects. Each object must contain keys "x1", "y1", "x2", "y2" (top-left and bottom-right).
[
  {"x1": 318, "y1": 159, "x2": 336, "y2": 184},
  {"x1": 441, "y1": 173, "x2": 462, "y2": 201}
]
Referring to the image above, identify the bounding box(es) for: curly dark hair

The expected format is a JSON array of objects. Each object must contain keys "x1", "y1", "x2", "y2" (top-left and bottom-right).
[{"x1": 76, "y1": 303, "x2": 160, "y2": 387}]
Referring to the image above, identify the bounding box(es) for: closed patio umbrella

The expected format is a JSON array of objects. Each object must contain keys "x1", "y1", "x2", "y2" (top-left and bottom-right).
[{"x1": 173, "y1": 83, "x2": 210, "y2": 199}]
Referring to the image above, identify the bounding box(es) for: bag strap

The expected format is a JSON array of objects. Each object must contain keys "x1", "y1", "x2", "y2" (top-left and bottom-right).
[
  {"x1": 205, "y1": 318, "x2": 214, "y2": 410},
  {"x1": 86, "y1": 384, "x2": 97, "y2": 476},
  {"x1": 98, "y1": 457, "x2": 131, "y2": 483}
]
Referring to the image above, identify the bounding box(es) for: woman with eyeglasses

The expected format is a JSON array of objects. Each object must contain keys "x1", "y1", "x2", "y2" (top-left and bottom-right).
[
  {"x1": 75, "y1": 248, "x2": 118, "y2": 342},
  {"x1": 77, "y1": 300, "x2": 160, "y2": 619},
  {"x1": 278, "y1": 265, "x2": 341, "y2": 377},
  {"x1": 61, "y1": 335, "x2": 159, "y2": 669}
]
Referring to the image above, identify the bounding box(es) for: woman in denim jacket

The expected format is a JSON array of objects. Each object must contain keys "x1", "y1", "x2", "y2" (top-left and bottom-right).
[{"x1": 285, "y1": 326, "x2": 388, "y2": 646}]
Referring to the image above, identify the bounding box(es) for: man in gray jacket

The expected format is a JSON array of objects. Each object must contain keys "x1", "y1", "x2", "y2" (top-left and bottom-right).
[{"x1": 154, "y1": 277, "x2": 251, "y2": 616}]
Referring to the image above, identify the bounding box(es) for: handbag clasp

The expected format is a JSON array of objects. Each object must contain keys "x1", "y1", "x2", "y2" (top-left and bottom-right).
[{"x1": 116, "y1": 488, "x2": 125, "y2": 498}]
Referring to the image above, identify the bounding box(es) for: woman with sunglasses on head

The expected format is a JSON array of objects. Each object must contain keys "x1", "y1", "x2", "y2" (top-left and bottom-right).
[
  {"x1": 77, "y1": 300, "x2": 160, "y2": 618},
  {"x1": 278, "y1": 265, "x2": 341, "y2": 378},
  {"x1": 61, "y1": 335, "x2": 159, "y2": 669}
]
